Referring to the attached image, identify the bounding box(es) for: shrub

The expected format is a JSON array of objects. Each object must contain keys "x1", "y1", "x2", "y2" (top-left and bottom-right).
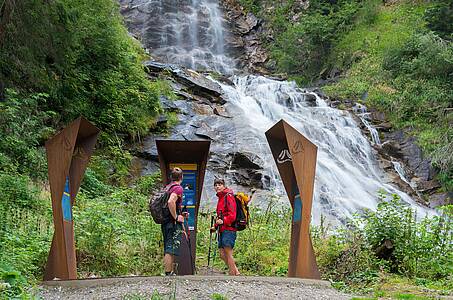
[
  {"x1": 424, "y1": 1, "x2": 453, "y2": 40},
  {"x1": 0, "y1": 90, "x2": 53, "y2": 179}
]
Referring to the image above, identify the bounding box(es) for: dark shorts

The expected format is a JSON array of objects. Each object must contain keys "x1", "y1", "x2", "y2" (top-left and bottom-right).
[
  {"x1": 218, "y1": 230, "x2": 237, "y2": 249},
  {"x1": 161, "y1": 222, "x2": 182, "y2": 256}
]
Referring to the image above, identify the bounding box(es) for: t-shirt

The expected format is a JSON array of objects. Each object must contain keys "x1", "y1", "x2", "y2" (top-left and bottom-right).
[{"x1": 166, "y1": 182, "x2": 183, "y2": 216}]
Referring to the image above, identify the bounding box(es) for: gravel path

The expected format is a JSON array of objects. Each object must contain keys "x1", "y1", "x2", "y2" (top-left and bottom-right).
[{"x1": 38, "y1": 276, "x2": 351, "y2": 300}]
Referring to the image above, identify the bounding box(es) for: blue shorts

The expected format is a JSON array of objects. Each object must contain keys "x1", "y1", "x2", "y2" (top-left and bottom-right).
[
  {"x1": 218, "y1": 230, "x2": 237, "y2": 249},
  {"x1": 161, "y1": 222, "x2": 183, "y2": 256}
]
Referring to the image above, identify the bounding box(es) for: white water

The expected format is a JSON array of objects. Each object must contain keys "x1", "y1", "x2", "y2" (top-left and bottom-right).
[
  {"x1": 132, "y1": 0, "x2": 236, "y2": 74},
  {"x1": 219, "y1": 76, "x2": 431, "y2": 223},
  {"x1": 360, "y1": 116, "x2": 382, "y2": 146},
  {"x1": 125, "y1": 0, "x2": 433, "y2": 224}
]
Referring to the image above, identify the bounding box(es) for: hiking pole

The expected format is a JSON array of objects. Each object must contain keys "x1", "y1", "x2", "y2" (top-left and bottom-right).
[
  {"x1": 207, "y1": 215, "x2": 215, "y2": 269},
  {"x1": 211, "y1": 211, "x2": 223, "y2": 275}
]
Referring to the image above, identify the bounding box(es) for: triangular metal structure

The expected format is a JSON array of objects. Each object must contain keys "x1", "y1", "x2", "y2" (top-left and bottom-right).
[
  {"x1": 44, "y1": 117, "x2": 100, "y2": 280},
  {"x1": 265, "y1": 119, "x2": 320, "y2": 279}
]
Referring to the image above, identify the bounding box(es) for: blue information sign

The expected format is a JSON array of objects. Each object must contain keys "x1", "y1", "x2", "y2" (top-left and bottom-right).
[
  {"x1": 61, "y1": 177, "x2": 72, "y2": 222},
  {"x1": 182, "y1": 170, "x2": 197, "y2": 230}
]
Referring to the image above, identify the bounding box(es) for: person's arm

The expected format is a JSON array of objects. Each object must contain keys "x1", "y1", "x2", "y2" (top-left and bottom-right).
[
  {"x1": 222, "y1": 194, "x2": 236, "y2": 227},
  {"x1": 168, "y1": 193, "x2": 184, "y2": 223}
]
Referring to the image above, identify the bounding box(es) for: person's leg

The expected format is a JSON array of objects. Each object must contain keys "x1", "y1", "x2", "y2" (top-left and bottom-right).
[
  {"x1": 164, "y1": 253, "x2": 174, "y2": 273},
  {"x1": 224, "y1": 247, "x2": 240, "y2": 275},
  {"x1": 218, "y1": 231, "x2": 227, "y2": 264},
  {"x1": 162, "y1": 222, "x2": 180, "y2": 275},
  {"x1": 219, "y1": 248, "x2": 227, "y2": 264}
]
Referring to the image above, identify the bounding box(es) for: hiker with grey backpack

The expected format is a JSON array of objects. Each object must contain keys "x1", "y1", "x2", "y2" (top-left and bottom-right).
[{"x1": 149, "y1": 167, "x2": 185, "y2": 276}]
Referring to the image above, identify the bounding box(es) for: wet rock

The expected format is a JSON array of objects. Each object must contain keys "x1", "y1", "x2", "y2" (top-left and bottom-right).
[
  {"x1": 370, "y1": 111, "x2": 386, "y2": 123},
  {"x1": 192, "y1": 103, "x2": 213, "y2": 115},
  {"x1": 160, "y1": 96, "x2": 179, "y2": 112},
  {"x1": 304, "y1": 94, "x2": 318, "y2": 107},
  {"x1": 195, "y1": 122, "x2": 217, "y2": 140},
  {"x1": 376, "y1": 122, "x2": 392, "y2": 132},
  {"x1": 379, "y1": 159, "x2": 394, "y2": 171},
  {"x1": 352, "y1": 103, "x2": 367, "y2": 114},
  {"x1": 415, "y1": 179, "x2": 441, "y2": 194},
  {"x1": 330, "y1": 100, "x2": 341, "y2": 108},
  {"x1": 429, "y1": 192, "x2": 453, "y2": 208},
  {"x1": 213, "y1": 106, "x2": 232, "y2": 118},
  {"x1": 380, "y1": 141, "x2": 404, "y2": 160},
  {"x1": 230, "y1": 169, "x2": 265, "y2": 188},
  {"x1": 236, "y1": 12, "x2": 258, "y2": 34},
  {"x1": 144, "y1": 61, "x2": 225, "y2": 104},
  {"x1": 384, "y1": 131, "x2": 436, "y2": 181},
  {"x1": 231, "y1": 151, "x2": 264, "y2": 170},
  {"x1": 221, "y1": 1, "x2": 270, "y2": 74}
]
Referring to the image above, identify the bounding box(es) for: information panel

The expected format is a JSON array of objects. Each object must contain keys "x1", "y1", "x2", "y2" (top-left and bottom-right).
[{"x1": 170, "y1": 164, "x2": 197, "y2": 230}]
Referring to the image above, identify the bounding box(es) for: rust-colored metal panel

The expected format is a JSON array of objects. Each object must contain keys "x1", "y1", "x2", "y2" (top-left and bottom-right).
[
  {"x1": 44, "y1": 117, "x2": 100, "y2": 280},
  {"x1": 155, "y1": 140, "x2": 211, "y2": 275},
  {"x1": 265, "y1": 119, "x2": 320, "y2": 279}
]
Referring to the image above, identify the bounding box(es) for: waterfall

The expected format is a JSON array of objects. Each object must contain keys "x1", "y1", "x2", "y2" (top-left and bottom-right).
[
  {"x1": 120, "y1": 0, "x2": 433, "y2": 224},
  {"x1": 218, "y1": 76, "x2": 430, "y2": 223},
  {"x1": 360, "y1": 116, "x2": 381, "y2": 146},
  {"x1": 121, "y1": 0, "x2": 236, "y2": 74}
]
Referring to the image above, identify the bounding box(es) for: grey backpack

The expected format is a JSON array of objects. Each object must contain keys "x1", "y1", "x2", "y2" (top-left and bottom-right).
[{"x1": 149, "y1": 184, "x2": 177, "y2": 224}]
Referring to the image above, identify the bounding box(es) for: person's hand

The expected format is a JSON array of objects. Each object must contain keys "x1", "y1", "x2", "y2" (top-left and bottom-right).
[
  {"x1": 216, "y1": 218, "x2": 223, "y2": 225},
  {"x1": 210, "y1": 227, "x2": 216, "y2": 233},
  {"x1": 177, "y1": 215, "x2": 184, "y2": 223}
]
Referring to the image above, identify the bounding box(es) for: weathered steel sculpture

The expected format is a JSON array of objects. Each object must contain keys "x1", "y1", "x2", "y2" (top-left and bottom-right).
[
  {"x1": 44, "y1": 117, "x2": 100, "y2": 280},
  {"x1": 156, "y1": 140, "x2": 211, "y2": 275},
  {"x1": 265, "y1": 119, "x2": 320, "y2": 279}
]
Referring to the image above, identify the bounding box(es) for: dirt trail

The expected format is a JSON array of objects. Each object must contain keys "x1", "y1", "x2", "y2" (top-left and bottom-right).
[{"x1": 38, "y1": 275, "x2": 351, "y2": 300}]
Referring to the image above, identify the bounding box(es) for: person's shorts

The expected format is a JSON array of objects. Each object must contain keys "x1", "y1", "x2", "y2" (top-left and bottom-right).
[
  {"x1": 218, "y1": 230, "x2": 237, "y2": 249},
  {"x1": 161, "y1": 222, "x2": 183, "y2": 256}
]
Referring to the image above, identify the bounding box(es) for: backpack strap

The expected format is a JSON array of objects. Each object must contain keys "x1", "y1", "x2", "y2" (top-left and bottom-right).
[
  {"x1": 166, "y1": 183, "x2": 179, "y2": 192},
  {"x1": 223, "y1": 192, "x2": 234, "y2": 212}
]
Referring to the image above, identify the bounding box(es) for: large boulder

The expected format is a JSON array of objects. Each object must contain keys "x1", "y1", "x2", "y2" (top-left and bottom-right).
[{"x1": 144, "y1": 61, "x2": 226, "y2": 104}]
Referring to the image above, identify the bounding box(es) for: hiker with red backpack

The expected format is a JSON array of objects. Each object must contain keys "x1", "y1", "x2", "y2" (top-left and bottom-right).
[{"x1": 212, "y1": 178, "x2": 240, "y2": 276}]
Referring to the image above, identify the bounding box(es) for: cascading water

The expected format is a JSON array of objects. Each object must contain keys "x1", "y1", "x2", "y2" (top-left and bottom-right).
[
  {"x1": 120, "y1": 0, "x2": 236, "y2": 74},
  {"x1": 218, "y1": 76, "x2": 430, "y2": 223},
  {"x1": 120, "y1": 0, "x2": 433, "y2": 224}
]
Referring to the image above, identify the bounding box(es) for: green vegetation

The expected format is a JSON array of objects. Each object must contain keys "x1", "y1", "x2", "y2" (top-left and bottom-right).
[
  {"x1": 324, "y1": 2, "x2": 452, "y2": 191},
  {"x1": 0, "y1": 0, "x2": 162, "y2": 142},
  {"x1": 1, "y1": 0, "x2": 451, "y2": 299},
  {"x1": 240, "y1": 0, "x2": 452, "y2": 191},
  {"x1": 0, "y1": 0, "x2": 174, "y2": 298},
  {"x1": 196, "y1": 193, "x2": 452, "y2": 297},
  {"x1": 211, "y1": 293, "x2": 229, "y2": 300}
]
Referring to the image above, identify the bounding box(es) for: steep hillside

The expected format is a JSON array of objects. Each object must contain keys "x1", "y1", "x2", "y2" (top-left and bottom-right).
[{"x1": 236, "y1": 0, "x2": 452, "y2": 194}]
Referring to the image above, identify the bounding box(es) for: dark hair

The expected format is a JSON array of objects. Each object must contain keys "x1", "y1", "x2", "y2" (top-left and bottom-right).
[
  {"x1": 171, "y1": 167, "x2": 183, "y2": 181},
  {"x1": 213, "y1": 178, "x2": 225, "y2": 186}
]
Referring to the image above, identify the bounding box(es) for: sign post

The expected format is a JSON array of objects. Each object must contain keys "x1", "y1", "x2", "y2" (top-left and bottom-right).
[
  {"x1": 265, "y1": 119, "x2": 320, "y2": 279},
  {"x1": 44, "y1": 117, "x2": 100, "y2": 280},
  {"x1": 156, "y1": 140, "x2": 211, "y2": 275}
]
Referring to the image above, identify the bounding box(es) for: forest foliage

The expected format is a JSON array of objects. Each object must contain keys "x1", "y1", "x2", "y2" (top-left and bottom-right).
[
  {"x1": 0, "y1": 0, "x2": 452, "y2": 299},
  {"x1": 238, "y1": 0, "x2": 452, "y2": 191}
]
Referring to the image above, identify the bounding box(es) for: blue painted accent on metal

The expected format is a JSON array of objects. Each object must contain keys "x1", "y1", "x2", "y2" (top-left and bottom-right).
[
  {"x1": 62, "y1": 177, "x2": 72, "y2": 221},
  {"x1": 293, "y1": 194, "x2": 302, "y2": 223}
]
